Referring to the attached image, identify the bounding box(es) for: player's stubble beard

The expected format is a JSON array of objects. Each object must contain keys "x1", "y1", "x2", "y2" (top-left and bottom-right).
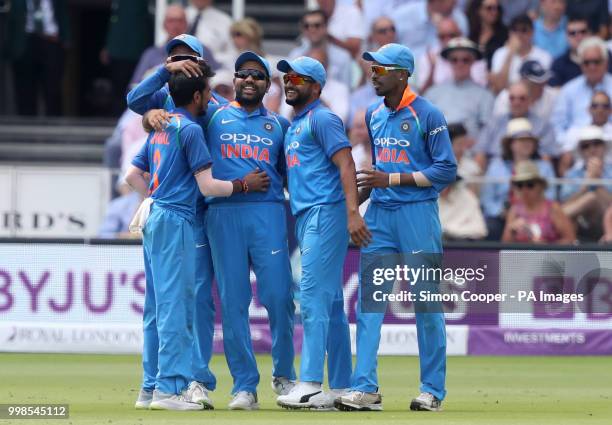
[
  {"x1": 236, "y1": 82, "x2": 266, "y2": 108},
  {"x1": 285, "y1": 85, "x2": 310, "y2": 108}
]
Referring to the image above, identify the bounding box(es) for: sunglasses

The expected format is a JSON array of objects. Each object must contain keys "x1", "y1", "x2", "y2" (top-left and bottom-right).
[
  {"x1": 513, "y1": 180, "x2": 538, "y2": 189},
  {"x1": 370, "y1": 65, "x2": 408, "y2": 76},
  {"x1": 439, "y1": 32, "x2": 460, "y2": 40},
  {"x1": 568, "y1": 28, "x2": 588, "y2": 37},
  {"x1": 169, "y1": 54, "x2": 204, "y2": 64},
  {"x1": 591, "y1": 102, "x2": 611, "y2": 109},
  {"x1": 283, "y1": 74, "x2": 315, "y2": 85},
  {"x1": 579, "y1": 140, "x2": 605, "y2": 150},
  {"x1": 583, "y1": 58, "x2": 604, "y2": 66},
  {"x1": 375, "y1": 26, "x2": 396, "y2": 34},
  {"x1": 234, "y1": 69, "x2": 267, "y2": 81},
  {"x1": 303, "y1": 21, "x2": 324, "y2": 30},
  {"x1": 512, "y1": 26, "x2": 532, "y2": 34},
  {"x1": 449, "y1": 56, "x2": 474, "y2": 64},
  {"x1": 481, "y1": 4, "x2": 499, "y2": 12}
]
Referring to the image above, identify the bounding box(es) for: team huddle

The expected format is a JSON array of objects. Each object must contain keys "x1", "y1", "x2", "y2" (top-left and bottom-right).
[{"x1": 124, "y1": 33, "x2": 457, "y2": 412}]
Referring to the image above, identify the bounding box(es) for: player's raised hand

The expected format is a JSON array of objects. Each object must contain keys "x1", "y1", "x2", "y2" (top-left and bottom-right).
[
  {"x1": 348, "y1": 212, "x2": 372, "y2": 247},
  {"x1": 357, "y1": 169, "x2": 390, "y2": 189},
  {"x1": 244, "y1": 168, "x2": 270, "y2": 192},
  {"x1": 165, "y1": 57, "x2": 204, "y2": 78},
  {"x1": 144, "y1": 109, "x2": 171, "y2": 132}
]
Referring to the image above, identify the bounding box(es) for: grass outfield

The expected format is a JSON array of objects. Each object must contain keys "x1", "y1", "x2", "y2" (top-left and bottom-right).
[{"x1": 1, "y1": 354, "x2": 611, "y2": 425}]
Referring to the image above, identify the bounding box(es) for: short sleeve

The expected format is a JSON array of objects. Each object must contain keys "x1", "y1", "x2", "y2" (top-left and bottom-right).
[
  {"x1": 131, "y1": 138, "x2": 150, "y2": 172},
  {"x1": 182, "y1": 124, "x2": 212, "y2": 173},
  {"x1": 310, "y1": 108, "x2": 351, "y2": 159}
]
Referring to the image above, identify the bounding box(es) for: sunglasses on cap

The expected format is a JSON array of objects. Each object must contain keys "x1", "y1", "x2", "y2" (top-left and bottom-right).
[
  {"x1": 513, "y1": 180, "x2": 538, "y2": 189},
  {"x1": 370, "y1": 65, "x2": 408, "y2": 76},
  {"x1": 591, "y1": 102, "x2": 611, "y2": 109},
  {"x1": 579, "y1": 139, "x2": 605, "y2": 150},
  {"x1": 169, "y1": 54, "x2": 205, "y2": 64},
  {"x1": 234, "y1": 69, "x2": 267, "y2": 81},
  {"x1": 283, "y1": 74, "x2": 315, "y2": 85}
]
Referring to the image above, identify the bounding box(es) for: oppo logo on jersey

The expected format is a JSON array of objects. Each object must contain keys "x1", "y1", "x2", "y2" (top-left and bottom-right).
[
  {"x1": 220, "y1": 133, "x2": 274, "y2": 146},
  {"x1": 373, "y1": 137, "x2": 410, "y2": 147},
  {"x1": 285, "y1": 141, "x2": 301, "y2": 169}
]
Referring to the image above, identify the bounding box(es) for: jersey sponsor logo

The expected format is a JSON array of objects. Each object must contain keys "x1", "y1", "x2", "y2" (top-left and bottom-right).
[
  {"x1": 429, "y1": 125, "x2": 448, "y2": 136},
  {"x1": 373, "y1": 137, "x2": 410, "y2": 147},
  {"x1": 376, "y1": 147, "x2": 410, "y2": 164},
  {"x1": 221, "y1": 144, "x2": 270, "y2": 162},
  {"x1": 285, "y1": 141, "x2": 300, "y2": 168},
  {"x1": 220, "y1": 133, "x2": 274, "y2": 146}
]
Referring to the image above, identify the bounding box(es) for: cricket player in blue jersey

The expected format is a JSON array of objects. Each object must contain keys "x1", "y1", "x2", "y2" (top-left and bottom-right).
[
  {"x1": 126, "y1": 66, "x2": 269, "y2": 411},
  {"x1": 334, "y1": 44, "x2": 457, "y2": 412},
  {"x1": 127, "y1": 35, "x2": 268, "y2": 410},
  {"x1": 200, "y1": 51, "x2": 296, "y2": 410},
  {"x1": 275, "y1": 57, "x2": 372, "y2": 410}
]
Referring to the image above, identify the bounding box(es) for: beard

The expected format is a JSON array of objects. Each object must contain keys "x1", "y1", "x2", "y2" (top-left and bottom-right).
[
  {"x1": 285, "y1": 89, "x2": 309, "y2": 106},
  {"x1": 236, "y1": 85, "x2": 265, "y2": 107}
]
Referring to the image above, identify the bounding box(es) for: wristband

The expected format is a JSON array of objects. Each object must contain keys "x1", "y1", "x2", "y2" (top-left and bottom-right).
[{"x1": 388, "y1": 173, "x2": 401, "y2": 186}]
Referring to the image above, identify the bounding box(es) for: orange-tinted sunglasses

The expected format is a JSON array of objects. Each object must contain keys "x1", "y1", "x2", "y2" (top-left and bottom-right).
[
  {"x1": 371, "y1": 64, "x2": 408, "y2": 76},
  {"x1": 283, "y1": 74, "x2": 315, "y2": 85}
]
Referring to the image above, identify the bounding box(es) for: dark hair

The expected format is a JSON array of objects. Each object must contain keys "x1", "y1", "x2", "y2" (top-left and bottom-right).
[
  {"x1": 466, "y1": 0, "x2": 506, "y2": 43},
  {"x1": 168, "y1": 63, "x2": 215, "y2": 107},
  {"x1": 509, "y1": 14, "x2": 533, "y2": 31},
  {"x1": 567, "y1": 14, "x2": 590, "y2": 27},
  {"x1": 448, "y1": 123, "x2": 467, "y2": 141},
  {"x1": 302, "y1": 9, "x2": 328, "y2": 25}
]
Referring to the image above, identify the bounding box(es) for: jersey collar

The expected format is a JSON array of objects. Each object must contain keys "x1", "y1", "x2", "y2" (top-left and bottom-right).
[
  {"x1": 385, "y1": 84, "x2": 417, "y2": 112},
  {"x1": 172, "y1": 107, "x2": 195, "y2": 121},
  {"x1": 229, "y1": 100, "x2": 269, "y2": 117},
  {"x1": 294, "y1": 99, "x2": 321, "y2": 120}
]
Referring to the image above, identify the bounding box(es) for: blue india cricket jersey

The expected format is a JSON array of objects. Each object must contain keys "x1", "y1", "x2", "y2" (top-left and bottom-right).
[
  {"x1": 203, "y1": 101, "x2": 289, "y2": 204},
  {"x1": 131, "y1": 108, "x2": 212, "y2": 220},
  {"x1": 126, "y1": 66, "x2": 228, "y2": 215},
  {"x1": 365, "y1": 86, "x2": 457, "y2": 206},
  {"x1": 284, "y1": 99, "x2": 351, "y2": 215}
]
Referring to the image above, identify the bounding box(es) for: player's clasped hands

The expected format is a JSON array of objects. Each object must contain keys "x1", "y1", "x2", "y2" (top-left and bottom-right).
[
  {"x1": 356, "y1": 169, "x2": 390, "y2": 189},
  {"x1": 243, "y1": 168, "x2": 270, "y2": 192}
]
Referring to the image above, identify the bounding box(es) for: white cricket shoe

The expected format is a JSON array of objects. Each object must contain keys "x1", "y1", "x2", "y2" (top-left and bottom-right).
[
  {"x1": 410, "y1": 392, "x2": 442, "y2": 411},
  {"x1": 271, "y1": 377, "x2": 296, "y2": 395},
  {"x1": 334, "y1": 390, "x2": 383, "y2": 411},
  {"x1": 149, "y1": 389, "x2": 204, "y2": 411},
  {"x1": 134, "y1": 388, "x2": 153, "y2": 409},
  {"x1": 277, "y1": 382, "x2": 344, "y2": 410},
  {"x1": 228, "y1": 391, "x2": 259, "y2": 410},
  {"x1": 186, "y1": 381, "x2": 214, "y2": 410}
]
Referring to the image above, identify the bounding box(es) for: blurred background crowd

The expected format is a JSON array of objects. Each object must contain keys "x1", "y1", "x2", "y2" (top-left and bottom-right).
[{"x1": 2, "y1": 0, "x2": 612, "y2": 245}]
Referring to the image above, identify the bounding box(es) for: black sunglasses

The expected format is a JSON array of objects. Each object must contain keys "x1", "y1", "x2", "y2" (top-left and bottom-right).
[
  {"x1": 513, "y1": 180, "x2": 537, "y2": 189},
  {"x1": 579, "y1": 140, "x2": 605, "y2": 150},
  {"x1": 375, "y1": 26, "x2": 396, "y2": 34},
  {"x1": 591, "y1": 102, "x2": 611, "y2": 109},
  {"x1": 568, "y1": 28, "x2": 588, "y2": 37},
  {"x1": 303, "y1": 22, "x2": 324, "y2": 30},
  {"x1": 169, "y1": 54, "x2": 204, "y2": 64},
  {"x1": 234, "y1": 69, "x2": 268, "y2": 81}
]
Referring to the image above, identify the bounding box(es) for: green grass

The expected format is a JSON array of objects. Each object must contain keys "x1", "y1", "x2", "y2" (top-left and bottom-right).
[{"x1": 0, "y1": 354, "x2": 611, "y2": 425}]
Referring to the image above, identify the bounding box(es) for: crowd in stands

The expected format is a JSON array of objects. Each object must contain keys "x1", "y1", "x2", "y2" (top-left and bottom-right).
[{"x1": 3, "y1": 0, "x2": 612, "y2": 243}]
